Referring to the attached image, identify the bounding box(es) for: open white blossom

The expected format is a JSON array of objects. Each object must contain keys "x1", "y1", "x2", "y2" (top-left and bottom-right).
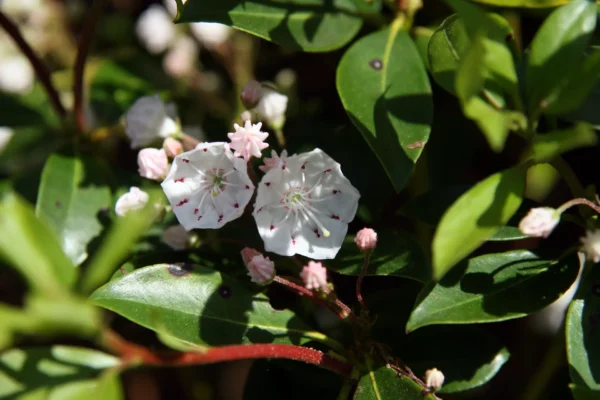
[
  {"x1": 190, "y1": 22, "x2": 231, "y2": 49},
  {"x1": 135, "y1": 4, "x2": 175, "y2": 54},
  {"x1": 256, "y1": 87, "x2": 288, "y2": 129},
  {"x1": 253, "y1": 148, "x2": 360, "y2": 259},
  {"x1": 125, "y1": 95, "x2": 179, "y2": 149},
  {"x1": 161, "y1": 142, "x2": 255, "y2": 230},
  {"x1": 581, "y1": 230, "x2": 600, "y2": 263}
]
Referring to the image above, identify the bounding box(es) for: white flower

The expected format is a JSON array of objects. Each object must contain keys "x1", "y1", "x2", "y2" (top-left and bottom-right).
[
  {"x1": 0, "y1": 127, "x2": 14, "y2": 154},
  {"x1": 259, "y1": 150, "x2": 288, "y2": 173},
  {"x1": 190, "y1": 22, "x2": 231, "y2": 49},
  {"x1": 161, "y1": 142, "x2": 255, "y2": 230},
  {"x1": 581, "y1": 230, "x2": 600, "y2": 263},
  {"x1": 115, "y1": 187, "x2": 149, "y2": 217},
  {"x1": 256, "y1": 87, "x2": 288, "y2": 129},
  {"x1": 138, "y1": 148, "x2": 169, "y2": 181},
  {"x1": 163, "y1": 36, "x2": 198, "y2": 78},
  {"x1": 227, "y1": 120, "x2": 269, "y2": 161},
  {"x1": 125, "y1": 95, "x2": 179, "y2": 149},
  {"x1": 300, "y1": 261, "x2": 328, "y2": 290},
  {"x1": 0, "y1": 55, "x2": 34, "y2": 94},
  {"x1": 518, "y1": 207, "x2": 560, "y2": 238},
  {"x1": 135, "y1": 4, "x2": 175, "y2": 54},
  {"x1": 425, "y1": 368, "x2": 445, "y2": 392},
  {"x1": 253, "y1": 148, "x2": 360, "y2": 259}
]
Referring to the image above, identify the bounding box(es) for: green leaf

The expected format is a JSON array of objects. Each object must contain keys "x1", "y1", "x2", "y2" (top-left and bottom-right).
[
  {"x1": 330, "y1": 229, "x2": 430, "y2": 282},
  {"x1": 566, "y1": 263, "x2": 600, "y2": 394},
  {"x1": 432, "y1": 167, "x2": 526, "y2": 280},
  {"x1": 413, "y1": 26, "x2": 434, "y2": 72},
  {"x1": 407, "y1": 250, "x2": 580, "y2": 331},
  {"x1": 48, "y1": 371, "x2": 123, "y2": 400},
  {"x1": 445, "y1": 0, "x2": 513, "y2": 41},
  {"x1": 0, "y1": 192, "x2": 76, "y2": 297},
  {"x1": 336, "y1": 21, "x2": 433, "y2": 192},
  {"x1": 79, "y1": 189, "x2": 163, "y2": 295},
  {"x1": 571, "y1": 384, "x2": 600, "y2": 400},
  {"x1": 0, "y1": 346, "x2": 120, "y2": 399},
  {"x1": 531, "y1": 123, "x2": 597, "y2": 163},
  {"x1": 526, "y1": 0, "x2": 597, "y2": 114},
  {"x1": 36, "y1": 155, "x2": 111, "y2": 266},
  {"x1": 354, "y1": 364, "x2": 434, "y2": 400},
  {"x1": 469, "y1": 0, "x2": 586, "y2": 7},
  {"x1": 178, "y1": 0, "x2": 363, "y2": 52},
  {"x1": 90, "y1": 263, "x2": 331, "y2": 347}
]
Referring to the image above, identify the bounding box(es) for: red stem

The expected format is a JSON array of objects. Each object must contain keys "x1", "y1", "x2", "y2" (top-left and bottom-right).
[
  {"x1": 73, "y1": 0, "x2": 105, "y2": 132},
  {"x1": 103, "y1": 330, "x2": 351, "y2": 376},
  {"x1": 0, "y1": 11, "x2": 66, "y2": 119},
  {"x1": 356, "y1": 253, "x2": 371, "y2": 311}
]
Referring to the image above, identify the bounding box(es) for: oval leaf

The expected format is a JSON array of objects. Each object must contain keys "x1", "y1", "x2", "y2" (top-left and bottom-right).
[
  {"x1": 336, "y1": 22, "x2": 433, "y2": 192},
  {"x1": 432, "y1": 166, "x2": 526, "y2": 281},
  {"x1": 90, "y1": 263, "x2": 329, "y2": 347},
  {"x1": 407, "y1": 250, "x2": 580, "y2": 331},
  {"x1": 36, "y1": 155, "x2": 111, "y2": 266},
  {"x1": 566, "y1": 263, "x2": 600, "y2": 394},
  {"x1": 354, "y1": 365, "x2": 434, "y2": 400},
  {"x1": 470, "y1": 0, "x2": 584, "y2": 7},
  {"x1": 178, "y1": 0, "x2": 363, "y2": 52},
  {"x1": 526, "y1": 0, "x2": 597, "y2": 113}
]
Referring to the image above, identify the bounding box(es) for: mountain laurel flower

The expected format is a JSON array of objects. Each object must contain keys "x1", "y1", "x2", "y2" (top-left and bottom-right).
[
  {"x1": 581, "y1": 230, "x2": 600, "y2": 263},
  {"x1": 138, "y1": 148, "x2": 169, "y2": 181},
  {"x1": 241, "y1": 248, "x2": 275, "y2": 285},
  {"x1": 115, "y1": 187, "x2": 149, "y2": 217},
  {"x1": 190, "y1": 22, "x2": 231, "y2": 49},
  {"x1": 256, "y1": 87, "x2": 288, "y2": 129},
  {"x1": 161, "y1": 142, "x2": 255, "y2": 230},
  {"x1": 163, "y1": 36, "x2": 199, "y2": 78},
  {"x1": 253, "y1": 148, "x2": 360, "y2": 259},
  {"x1": 259, "y1": 150, "x2": 288, "y2": 173},
  {"x1": 425, "y1": 368, "x2": 445, "y2": 392},
  {"x1": 135, "y1": 4, "x2": 175, "y2": 54},
  {"x1": 519, "y1": 207, "x2": 560, "y2": 238},
  {"x1": 163, "y1": 137, "x2": 183, "y2": 158},
  {"x1": 125, "y1": 95, "x2": 179, "y2": 149},
  {"x1": 300, "y1": 261, "x2": 328, "y2": 291},
  {"x1": 227, "y1": 120, "x2": 269, "y2": 161},
  {"x1": 355, "y1": 227, "x2": 377, "y2": 251}
]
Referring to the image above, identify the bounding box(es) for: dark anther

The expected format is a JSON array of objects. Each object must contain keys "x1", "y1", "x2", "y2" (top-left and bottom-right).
[{"x1": 369, "y1": 58, "x2": 383, "y2": 70}]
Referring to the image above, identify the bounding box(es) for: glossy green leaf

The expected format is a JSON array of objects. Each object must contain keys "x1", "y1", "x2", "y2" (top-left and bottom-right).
[
  {"x1": 531, "y1": 123, "x2": 597, "y2": 163},
  {"x1": 48, "y1": 371, "x2": 122, "y2": 400},
  {"x1": 571, "y1": 384, "x2": 600, "y2": 400},
  {"x1": 354, "y1": 364, "x2": 434, "y2": 400},
  {"x1": 79, "y1": 189, "x2": 163, "y2": 295},
  {"x1": 0, "y1": 192, "x2": 75, "y2": 297},
  {"x1": 526, "y1": 0, "x2": 597, "y2": 114},
  {"x1": 90, "y1": 263, "x2": 331, "y2": 347},
  {"x1": 413, "y1": 26, "x2": 434, "y2": 72},
  {"x1": 336, "y1": 21, "x2": 432, "y2": 192},
  {"x1": 432, "y1": 167, "x2": 526, "y2": 280},
  {"x1": 36, "y1": 155, "x2": 111, "y2": 266},
  {"x1": 0, "y1": 346, "x2": 120, "y2": 399},
  {"x1": 445, "y1": 0, "x2": 513, "y2": 41},
  {"x1": 331, "y1": 229, "x2": 430, "y2": 282},
  {"x1": 566, "y1": 263, "x2": 600, "y2": 394},
  {"x1": 178, "y1": 0, "x2": 363, "y2": 52},
  {"x1": 470, "y1": 0, "x2": 587, "y2": 7},
  {"x1": 407, "y1": 250, "x2": 580, "y2": 331}
]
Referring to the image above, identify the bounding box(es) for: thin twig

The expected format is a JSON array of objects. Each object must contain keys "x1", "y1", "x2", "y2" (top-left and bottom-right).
[
  {"x1": 0, "y1": 11, "x2": 66, "y2": 119},
  {"x1": 557, "y1": 198, "x2": 600, "y2": 215},
  {"x1": 73, "y1": 0, "x2": 106, "y2": 132},
  {"x1": 103, "y1": 329, "x2": 351, "y2": 376}
]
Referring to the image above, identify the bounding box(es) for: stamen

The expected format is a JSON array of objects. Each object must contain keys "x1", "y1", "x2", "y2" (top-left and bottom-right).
[{"x1": 300, "y1": 207, "x2": 330, "y2": 237}]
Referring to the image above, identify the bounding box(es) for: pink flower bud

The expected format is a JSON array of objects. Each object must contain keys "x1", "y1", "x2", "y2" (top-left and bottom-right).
[
  {"x1": 300, "y1": 261, "x2": 328, "y2": 290},
  {"x1": 138, "y1": 148, "x2": 169, "y2": 181},
  {"x1": 162, "y1": 137, "x2": 183, "y2": 158},
  {"x1": 115, "y1": 187, "x2": 149, "y2": 217},
  {"x1": 241, "y1": 248, "x2": 275, "y2": 285},
  {"x1": 518, "y1": 207, "x2": 559, "y2": 238},
  {"x1": 425, "y1": 368, "x2": 444, "y2": 392},
  {"x1": 240, "y1": 80, "x2": 263, "y2": 109},
  {"x1": 355, "y1": 228, "x2": 377, "y2": 251}
]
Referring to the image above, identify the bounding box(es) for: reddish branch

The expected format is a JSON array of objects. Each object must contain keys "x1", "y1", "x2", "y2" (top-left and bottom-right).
[
  {"x1": 73, "y1": 0, "x2": 106, "y2": 132},
  {"x1": 355, "y1": 253, "x2": 371, "y2": 311},
  {"x1": 0, "y1": 11, "x2": 66, "y2": 118},
  {"x1": 103, "y1": 330, "x2": 351, "y2": 376}
]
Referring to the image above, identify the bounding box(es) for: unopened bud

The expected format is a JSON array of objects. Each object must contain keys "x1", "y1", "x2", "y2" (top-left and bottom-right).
[
  {"x1": 255, "y1": 87, "x2": 288, "y2": 129},
  {"x1": 241, "y1": 247, "x2": 275, "y2": 285},
  {"x1": 163, "y1": 137, "x2": 183, "y2": 158},
  {"x1": 518, "y1": 207, "x2": 560, "y2": 238},
  {"x1": 425, "y1": 368, "x2": 444, "y2": 392},
  {"x1": 241, "y1": 80, "x2": 263, "y2": 109},
  {"x1": 115, "y1": 187, "x2": 149, "y2": 217},
  {"x1": 355, "y1": 228, "x2": 377, "y2": 251},
  {"x1": 300, "y1": 261, "x2": 328, "y2": 291},
  {"x1": 138, "y1": 148, "x2": 169, "y2": 181},
  {"x1": 162, "y1": 225, "x2": 190, "y2": 250},
  {"x1": 240, "y1": 110, "x2": 252, "y2": 122}
]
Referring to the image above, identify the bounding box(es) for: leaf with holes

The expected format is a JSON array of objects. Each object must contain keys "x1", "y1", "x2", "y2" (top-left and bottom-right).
[
  {"x1": 407, "y1": 250, "x2": 580, "y2": 331},
  {"x1": 336, "y1": 21, "x2": 432, "y2": 192},
  {"x1": 177, "y1": 0, "x2": 363, "y2": 52},
  {"x1": 90, "y1": 263, "x2": 332, "y2": 347}
]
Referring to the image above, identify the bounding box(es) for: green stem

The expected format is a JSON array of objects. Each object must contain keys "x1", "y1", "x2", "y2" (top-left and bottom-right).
[
  {"x1": 551, "y1": 157, "x2": 586, "y2": 198},
  {"x1": 522, "y1": 329, "x2": 566, "y2": 400}
]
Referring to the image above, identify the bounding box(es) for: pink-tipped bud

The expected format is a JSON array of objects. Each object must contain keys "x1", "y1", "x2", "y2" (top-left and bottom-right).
[
  {"x1": 241, "y1": 247, "x2": 275, "y2": 285},
  {"x1": 137, "y1": 148, "x2": 169, "y2": 181},
  {"x1": 355, "y1": 228, "x2": 377, "y2": 252},
  {"x1": 300, "y1": 261, "x2": 328, "y2": 291},
  {"x1": 518, "y1": 207, "x2": 560, "y2": 238},
  {"x1": 425, "y1": 368, "x2": 444, "y2": 392},
  {"x1": 240, "y1": 80, "x2": 263, "y2": 109},
  {"x1": 163, "y1": 137, "x2": 183, "y2": 158}
]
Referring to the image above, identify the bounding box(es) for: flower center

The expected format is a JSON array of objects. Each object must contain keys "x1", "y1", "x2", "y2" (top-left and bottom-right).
[
  {"x1": 203, "y1": 168, "x2": 227, "y2": 196},
  {"x1": 278, "y1": 186, "x2": 330, "y2": 237}
]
